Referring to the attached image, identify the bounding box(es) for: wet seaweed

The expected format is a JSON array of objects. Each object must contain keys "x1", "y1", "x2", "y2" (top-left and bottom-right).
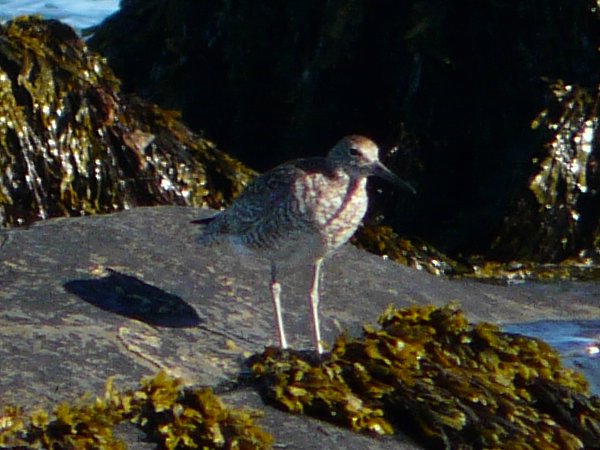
[
  {"x1": 251, "y1": 303, "x2": 600, "y2": 449},
  {"x1": 0, "y1": 16, "x2": 254, "y2": 227},
  {"x1": 492, "y1": 80, "x2": 600, "y2": 264},
  {"x1": 355, "y1": 223, "x2": 600, "y2": 282},
  {"x1": 0, "y1": 372, "x2": 272, "y2": 450},
  {"x1": 353, "y1": 224, "x2": 471, "y2": 277}
]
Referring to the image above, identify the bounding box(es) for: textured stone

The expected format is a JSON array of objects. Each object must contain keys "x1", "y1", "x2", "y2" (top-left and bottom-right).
[{"x1": 0, "y1": 206, "x2": 598, "y2": 449}]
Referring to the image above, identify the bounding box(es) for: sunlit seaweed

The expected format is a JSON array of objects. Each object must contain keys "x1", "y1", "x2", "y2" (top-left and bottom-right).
[
  {"x1": 131, "y1": 371, "x2": 273, "y2": 450},
  {"x1": 251, "y1": 304, "x2": 600, "y2": 449},
  {"x1": 355, "y1": 224, "x2": 600, "y2": 282},
  {"x1": 1, "y1": 306, "x2": 598, "y2": 449},
  {"x1": 0, "y1": 16, "x2": 254, "y2": 227},
  {"x1": 465, "y1": 257, "x2": 600, "y2": 283},
  {"x1": 492, "y1": 80, "x2": 600, "y2": 264},
  {"x1": 0, "y1": 371, "x2": 272, "y2": 450},
  {"x1": 353, "y1": 224, "x2": 471, "y2": 277}
]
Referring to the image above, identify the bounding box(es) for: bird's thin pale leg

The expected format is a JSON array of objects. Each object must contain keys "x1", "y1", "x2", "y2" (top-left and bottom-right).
[
  {"x1": 270, "y1": 262, "x2": 288, "y2": 349},
  {"x1": 309, "y1": 258, "x2": 324, "y2": 354},
  {"x1": 196, "y1": 136, "x2": 413, "y2": 354}
]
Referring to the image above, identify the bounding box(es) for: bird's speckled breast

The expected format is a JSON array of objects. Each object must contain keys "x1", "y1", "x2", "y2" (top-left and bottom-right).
[{"x1": 294, "y1": 171, "x2": 368, "y2": 254}]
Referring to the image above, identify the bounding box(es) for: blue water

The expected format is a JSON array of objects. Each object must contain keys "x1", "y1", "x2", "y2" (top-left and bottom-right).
[{"x1": 0, "y1": 0, "x2": 119, "y2": 30}]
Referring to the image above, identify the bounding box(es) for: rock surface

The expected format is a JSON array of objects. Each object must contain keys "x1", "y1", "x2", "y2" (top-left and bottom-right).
[{"x1": 0, "y1": 206, "x2": 598, "y2": 448}]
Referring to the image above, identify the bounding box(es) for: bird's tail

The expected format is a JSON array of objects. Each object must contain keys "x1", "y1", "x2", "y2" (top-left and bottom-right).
[
  {"x1": 191, "y1": 216, "x2": 216, "y2": 225},
  {"x1": 192, "y1": 215, "x2": 221, "y2": 246}
]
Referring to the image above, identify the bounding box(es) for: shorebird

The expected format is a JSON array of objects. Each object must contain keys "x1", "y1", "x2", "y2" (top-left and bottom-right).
[{"x1": 194, "y1": 135, "x2": 415, "y2": 354}]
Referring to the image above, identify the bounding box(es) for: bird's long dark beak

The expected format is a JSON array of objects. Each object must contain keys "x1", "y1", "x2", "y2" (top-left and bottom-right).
[{"x1": 372, "y1": 162, "x2": 417, "y2": 195}]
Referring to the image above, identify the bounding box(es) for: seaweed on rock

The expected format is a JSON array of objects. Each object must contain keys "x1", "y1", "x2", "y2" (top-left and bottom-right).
[
  {"x1": 0, "y1": 371, "x2": 273, "y2": 450},
  {"x1": 492, "y1": 81, "x2": 600, "y2": 263},
  {"x1": 251, "y1": 304, "x2": 600, "y2": 449},
  {"x1": 353, "y1": 224, "x2": 471, "y2": 277},
  {"x1": 0, "y1": 17, "x2": 254, "y2": 227}
]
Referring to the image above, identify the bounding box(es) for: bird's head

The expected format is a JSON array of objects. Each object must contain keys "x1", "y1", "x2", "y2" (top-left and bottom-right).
[{"x1": 328, "y1": 135, "x2": 416, "y2": 194}]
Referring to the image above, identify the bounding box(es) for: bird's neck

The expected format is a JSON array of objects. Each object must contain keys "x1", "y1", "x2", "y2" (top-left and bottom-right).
[
  {"x1": 331, "y1": 164, "x2": 361, "y2": 181},
  {"x1": 329, "y1": 167, "x2": 367, "y2": 198}
]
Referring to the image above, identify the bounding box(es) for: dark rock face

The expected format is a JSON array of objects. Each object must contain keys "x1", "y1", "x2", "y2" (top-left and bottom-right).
[
  {"x1": 0, "y1": 17, "x2": 254, "y2": 227},
  {"x1": 88, "y1": 1, "x2": 600, "y2": 263}
]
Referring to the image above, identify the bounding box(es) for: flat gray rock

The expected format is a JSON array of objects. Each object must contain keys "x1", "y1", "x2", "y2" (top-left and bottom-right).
[{"x1": 0, "y1": 206, "x2": 598, "y2": 449}]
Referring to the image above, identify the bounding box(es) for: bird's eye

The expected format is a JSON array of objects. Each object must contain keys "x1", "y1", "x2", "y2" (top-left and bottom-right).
[{"x1": 349, "y1": 147, "x2": 361, "y2": 156}]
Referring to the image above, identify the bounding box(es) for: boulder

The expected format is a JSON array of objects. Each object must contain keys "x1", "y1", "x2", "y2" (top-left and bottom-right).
[{"x1": 0, "y1": 206, "x2": 598, "y2": 448}]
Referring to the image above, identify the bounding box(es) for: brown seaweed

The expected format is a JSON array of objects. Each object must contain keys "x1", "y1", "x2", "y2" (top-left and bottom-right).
[
  {"x1": 251, "y1": 304, "x2": 600, "y2": 449},
  {"x1": 0, "y1": 371, "x2": 273, "y2": 450},
  {"x1": 0, "y1": 17, "x2": 254, "y2": 227}
]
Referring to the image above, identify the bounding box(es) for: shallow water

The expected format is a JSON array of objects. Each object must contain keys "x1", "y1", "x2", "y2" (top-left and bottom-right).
[{"x1": 0, "y1": 0, "x2": 119, "y2": 30}]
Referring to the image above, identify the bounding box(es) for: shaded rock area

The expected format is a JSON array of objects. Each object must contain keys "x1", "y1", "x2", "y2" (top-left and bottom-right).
[
  {"x1": 0, "y1": 17, "x2": 254, "y2": 228},
  {"x1": 88, "y1": 1, "x2": 600, "y2": 266},
  {"x1": 0, "y1": 206, "x2": 598, "y2": 448}
]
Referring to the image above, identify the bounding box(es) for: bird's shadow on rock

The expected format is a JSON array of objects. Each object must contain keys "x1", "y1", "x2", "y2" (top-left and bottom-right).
[{"x1": 64, "y1": 268, "x2": 201, "y2": 328}]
